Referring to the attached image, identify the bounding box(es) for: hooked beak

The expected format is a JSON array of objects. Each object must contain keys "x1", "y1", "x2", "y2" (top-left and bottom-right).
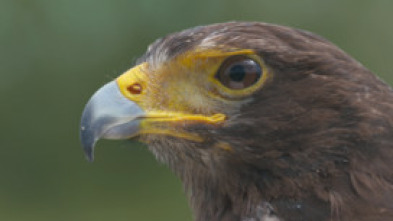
[
  {"x1": 80, "y1": 62, "x2": 227, "y2": 162},
  {"x1": 80, "y1": 81, "x2": 144, "y2": 162}
]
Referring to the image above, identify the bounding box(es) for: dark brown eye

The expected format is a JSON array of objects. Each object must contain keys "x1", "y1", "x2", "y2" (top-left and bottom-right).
[{"x1": 216, "y1": 56, "x2": 262, "y2": 90}]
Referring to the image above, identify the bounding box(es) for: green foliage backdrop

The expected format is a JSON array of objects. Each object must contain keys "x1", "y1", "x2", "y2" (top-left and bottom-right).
[{"x1": 1, "y1": 1, "x2": 392, "y2": 220}]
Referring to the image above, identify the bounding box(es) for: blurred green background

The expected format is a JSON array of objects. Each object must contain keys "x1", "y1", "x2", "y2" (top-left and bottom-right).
[{"x1": 1, "y1": 0, "x2": 392, "y2": 220}]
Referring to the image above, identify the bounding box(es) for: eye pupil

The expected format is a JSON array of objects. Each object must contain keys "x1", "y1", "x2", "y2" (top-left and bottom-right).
[
  {"x1": 216, "y1": 55, "x2": 262, "y2": 90},
  {"x1": 229, "y1": 65, "x2": 246, "y2": 82}
]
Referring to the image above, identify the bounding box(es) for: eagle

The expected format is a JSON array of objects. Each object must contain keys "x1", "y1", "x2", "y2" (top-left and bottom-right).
[{"x1": 80, "y1": 22, "x2": 393, "y2": 221}]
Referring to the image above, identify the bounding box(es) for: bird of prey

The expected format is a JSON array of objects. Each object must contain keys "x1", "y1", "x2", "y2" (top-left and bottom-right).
[{"x1": 80, "y1": 22, "x2": 393, "y2": 221}]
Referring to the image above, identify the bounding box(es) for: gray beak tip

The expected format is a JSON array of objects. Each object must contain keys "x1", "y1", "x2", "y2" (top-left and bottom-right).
[
  {"x1": 79, "y1": 81, "x2": 144, "y2": 162},
  {"x1": 80, "y1": 125, "x2": 96, "y2": 162},
  {"x1": 84, "y1": 148, "x2": 95, "y2": 162}
]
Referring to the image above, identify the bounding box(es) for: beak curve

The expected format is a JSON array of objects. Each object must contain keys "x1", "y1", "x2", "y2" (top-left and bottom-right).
[{"x1": 80, "y1": 81, "x2": 144, "y2": 162}]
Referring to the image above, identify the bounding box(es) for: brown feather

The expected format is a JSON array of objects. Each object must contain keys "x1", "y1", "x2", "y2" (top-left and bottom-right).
[{"x1": 139, "y1": 22, "x2": 393, "y2": 221}]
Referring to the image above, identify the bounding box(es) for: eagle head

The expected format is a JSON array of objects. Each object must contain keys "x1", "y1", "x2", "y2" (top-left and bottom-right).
[{"x1": 80, "y1": 22, "x2": 393, "y2": 221}]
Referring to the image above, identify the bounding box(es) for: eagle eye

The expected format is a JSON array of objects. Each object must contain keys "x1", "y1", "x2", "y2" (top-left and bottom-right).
[{"x1": 216, "y1": 55, "x2": 262, "y2": 90}]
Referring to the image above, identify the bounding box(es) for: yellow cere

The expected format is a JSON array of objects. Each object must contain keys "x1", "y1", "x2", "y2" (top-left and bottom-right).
[
  {"x1": 117, "y1": 62, "x2": 149, "y2": 102},
  {"x1": 115, "y1": 48, "x2": 271, "y2": 141}
]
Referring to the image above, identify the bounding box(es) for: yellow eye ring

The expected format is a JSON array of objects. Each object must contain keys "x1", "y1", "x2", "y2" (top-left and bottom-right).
[
  {"x1": 215, "y1": 55, "x2": 262, "y2": 90},
  {"x1": 210, "y1": 53, "x2": 271, "y2": 98}
]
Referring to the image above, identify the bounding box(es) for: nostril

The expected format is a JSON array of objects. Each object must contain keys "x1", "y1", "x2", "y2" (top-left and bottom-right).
[{"x1": 127, "y1": 83, "x2": 142, "y2": 94}]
